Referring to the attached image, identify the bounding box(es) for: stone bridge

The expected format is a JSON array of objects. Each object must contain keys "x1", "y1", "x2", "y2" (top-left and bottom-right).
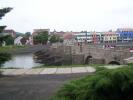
[
  {"x1": 25, "y1": 44, "x2": 133, "y2": 65},
  {"x1": 64, "y1": 45, "x2": 133, "y2": 65}
]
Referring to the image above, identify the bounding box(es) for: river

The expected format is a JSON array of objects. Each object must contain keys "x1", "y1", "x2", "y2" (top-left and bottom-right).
[{"x1": 3, "y1": 54, "x2": 43, "y2": 68}]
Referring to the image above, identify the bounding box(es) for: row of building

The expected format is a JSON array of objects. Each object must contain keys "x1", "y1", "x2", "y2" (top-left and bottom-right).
[
  {"x1": 62, "y1": 28, "x2": 133, "y2": 45},
  {"x1": 1, "y1": 28, "x2": 133, "y2": 45},
  {"x1": 74, "y1": 31, "x2": 118, "y2": 44}
]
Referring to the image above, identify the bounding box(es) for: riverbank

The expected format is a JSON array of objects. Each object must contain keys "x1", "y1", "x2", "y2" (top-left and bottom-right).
[{"x1": 0, "y1": 45, "x2": 26, "y2": 53}]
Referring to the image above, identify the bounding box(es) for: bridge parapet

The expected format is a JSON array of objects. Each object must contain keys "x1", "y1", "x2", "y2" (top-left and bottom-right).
[
  {"x1": 50, "y1": 44, "x2": 133, "y2": 65},
  {"x1": 82, "y1": 45, "x2": 133, "y2": 65}
]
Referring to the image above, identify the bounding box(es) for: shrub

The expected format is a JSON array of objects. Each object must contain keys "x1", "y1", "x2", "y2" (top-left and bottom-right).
[
  {"x1": 52, "y1": 67, "x2": 133, "y2": 100},
  {"x1": 0, "y1": 53, "x2": 11, "y2": 67}
]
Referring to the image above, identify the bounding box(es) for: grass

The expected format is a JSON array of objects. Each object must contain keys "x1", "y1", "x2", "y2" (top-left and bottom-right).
[
  {"x1": 33, "y1": 64, "x2": 89, "y2": 68},
  {"x1": 127, "y1": 63, "x2": 133, "y2": 67},
  {"x1": 33, "y1": 64, "x2": 107, "y2": 73},
  {"x1": 0, "y1": 67, "x2": 20, "y2": 69},
  {"x1": 89, "y1": 64, "x2": 106, "y2": 71},
  {"x1": 0, "y1": 45, "x2": 26, "y2": 53},
  {"x1": 33, "y1": 64, "x2": 108, "y2": 73}
]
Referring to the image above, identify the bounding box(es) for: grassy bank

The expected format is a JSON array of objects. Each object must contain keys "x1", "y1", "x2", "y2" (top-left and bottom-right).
[
  {"x1": 33, "y1": 64, "x2": 90, "y2": 68},
  {"x1": 33, "y1": 64, "x2": 106, "y2": 73},
  {"x1": 0, "y1": 45, "x2": 26, "y2": 53}
]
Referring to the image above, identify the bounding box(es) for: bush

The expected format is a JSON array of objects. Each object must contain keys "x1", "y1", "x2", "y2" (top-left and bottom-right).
[
  {"x1": 52, "y1": 67, "x2": 133, "y2": 100},
  {"x1": 0, "y1": 53, "x2": 11, "y2": 67}
]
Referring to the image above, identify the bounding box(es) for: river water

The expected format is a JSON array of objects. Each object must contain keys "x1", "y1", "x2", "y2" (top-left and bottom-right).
[{"x1": 3, "y1": 54, "x2": 43, "y2": 68}]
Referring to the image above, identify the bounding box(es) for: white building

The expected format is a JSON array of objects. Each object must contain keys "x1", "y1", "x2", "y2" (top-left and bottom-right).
[
  {"x1": 74, "y1": 32, "x2": 93, "y2": 43},
  {"x1": 14, "y1": 36, "x2": 23, "y2": 45},
  {"x1": 63, "y1": 32, "x2": 77, "y2": 46}
]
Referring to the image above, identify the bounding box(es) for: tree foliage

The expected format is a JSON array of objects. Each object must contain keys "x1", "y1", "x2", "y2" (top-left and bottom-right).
[
  {"x1": 16, "y1": 32, "x2": 24, "y2": 37},
  {"x1": 33, "y1": 31, "x2": 49, "y2": 44},
  {"x1": 52, "y1": 67, "x2": 133, "y2": 100},
  {"x1": 49, "y1": 34, "x2": 63, "y2": 43},
  {"x1": 24, "y1": 32, "x2": 31, "y2": 38},
  {"x1": 0, "y1": 7, "x2": 12, "y2": 19},
  {"x1": 0, "y1": 53, "x2": 11, "y2": 67},
  {"x1": 4, "y1": 35, "x2": 14, "y2": 45},
  {"x1": 0, "y1": 7, "x2": 12, "y2": 46},
  {"x1": 49, "y1": 35, "x2": 59, "y2": 43},
  {"x1": 0, "y1": 7, "x2": 12, "y2": 75}
]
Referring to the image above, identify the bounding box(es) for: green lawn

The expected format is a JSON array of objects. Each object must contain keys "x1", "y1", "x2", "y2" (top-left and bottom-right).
[
  {"x1": 33, "y1": 64, "x2": 90, "y2": 68},
  {"x1": 33, "y1": 64, "x2": 107, "y2": 72},
  {"x1": 0, "y1": 45, "x2": 26, "y2": 53}
]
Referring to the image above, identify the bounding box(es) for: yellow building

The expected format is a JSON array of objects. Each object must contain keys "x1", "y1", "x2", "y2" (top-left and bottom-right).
[{"x1": 103, "y1": 32, "x2": 118, "y2": 42}]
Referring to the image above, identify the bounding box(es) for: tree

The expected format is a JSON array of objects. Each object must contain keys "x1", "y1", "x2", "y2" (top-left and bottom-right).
[
  {"x1": 4, "y1": 35, "x2": 14, "y2": 45},
  {"x1": 0, "y1": 7, "x2": 12, "y2": 46},
  {"x1": 0, "y1": 7, "x2": 12, "y2": 75},
  {"x1": 25, "y1": 32, "x2": 31, "y2": 38},
  {"x1": 33, "y1": 31, "x2": 49, "y2": 44},
  {"x1": 16, "y1": 32, "x2": 24, "y2": 37},
  {"x1": 49, "y1": 34, "x2": 63, "y2": 43},
  {"x1": 0, "y1": 53, "x2": 11, "y2": 67}
]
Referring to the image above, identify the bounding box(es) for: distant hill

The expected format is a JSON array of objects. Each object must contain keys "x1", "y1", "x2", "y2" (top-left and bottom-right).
[{"x1": 15, "y1": 32, "x2": 24, "y2": 37}]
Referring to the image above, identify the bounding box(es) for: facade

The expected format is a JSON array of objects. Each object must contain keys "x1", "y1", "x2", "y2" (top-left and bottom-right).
[
  {"x1": 51, "y1": 31, "x2": 65, "y2": 39},
  {"x1": 32, "y1": 29, "x2": 50, "y2": 45},
  {"x1": 32, "y1": 29, "x2": 50, "y2": 36},
  {"x1": 74, "y1": 32, "x2": 92, "y2": 43},
  {"x1": 74, "y1": 31, "x2": 119, "y2": 43},
  {"x1": 116, "y1": 28, "x2": 133, "y2": 42},
  {"x1": 63, "y1": 32, "x2": 78, "y2": 45},
  {"x1": 92, "y1": 32, "x2": 101, "y2": 43},
  {"x1": 2, "y1": 29, "x2": 16, "y2": 37},
  {"x1": 31, "y1": 28, "x2": 133, "y2": 45},
  {"x1": 74, "y1": 32, "x2": 101, "y2": 43},
  {"x1": 102, "y1": 32, "x2": 118, "y2": 43},
  {"x1": 14, "y1": 36, "x2": 23, "y2": 45}
]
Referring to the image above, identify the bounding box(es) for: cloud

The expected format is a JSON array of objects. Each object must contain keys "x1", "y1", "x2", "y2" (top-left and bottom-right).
[{"x1": 1, "y1": 0, "x2": 133, "y2": 32}]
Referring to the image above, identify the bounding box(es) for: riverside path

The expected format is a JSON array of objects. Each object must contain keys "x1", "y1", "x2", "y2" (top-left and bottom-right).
[{"x1": 0, "y1": 67, "x2": 96, "y2": 76}]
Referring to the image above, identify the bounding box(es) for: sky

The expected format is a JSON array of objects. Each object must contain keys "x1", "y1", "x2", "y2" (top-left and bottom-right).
[{"x1": 0, "y1": 0, "x2": 133, "y2": 33}]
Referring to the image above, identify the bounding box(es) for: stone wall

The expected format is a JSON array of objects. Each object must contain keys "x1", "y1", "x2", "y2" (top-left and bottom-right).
[
  {"x1": 72, "y1": 54, "x2": 84, "y2": 65},
  {"x1": 50, "y1": 44, "x2": 133, "y2": 65}
]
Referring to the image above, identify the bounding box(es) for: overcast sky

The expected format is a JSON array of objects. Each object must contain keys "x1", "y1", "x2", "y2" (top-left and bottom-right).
[{"x1": 0, "y1": 0, "x2": 133, "y2": 33}]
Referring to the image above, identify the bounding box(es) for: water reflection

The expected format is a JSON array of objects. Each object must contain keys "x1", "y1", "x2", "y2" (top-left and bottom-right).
[{"x1": 3, "y1": 54, "x2": 42, "y2": 68}]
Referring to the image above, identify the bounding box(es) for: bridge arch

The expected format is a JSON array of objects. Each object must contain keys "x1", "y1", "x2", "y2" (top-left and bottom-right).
[
  {"x1": 85, "y1": 55, "x2": 93, "y2": 64},
  {"x1": 108, "y1": 61, "x2": 120, "y2": 65}
]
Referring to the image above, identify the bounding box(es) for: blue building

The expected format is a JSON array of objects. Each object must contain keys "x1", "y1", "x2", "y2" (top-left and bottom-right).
[{"x1": 116, "y1": 28, "x2": 133, "y2": 42}]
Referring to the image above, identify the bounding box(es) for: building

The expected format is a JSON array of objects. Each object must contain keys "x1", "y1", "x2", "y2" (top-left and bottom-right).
[
  {"x1": 2, "y1": 29, "x2": 16, "y2": 37},
  {"x1": 74, "y1": 32, "x2": 101, "y2": 43},
  {"x1": 116, "y1": 28, "x2": 133, "y2": 42},
  {"x1": 102, "y1": 32, "x2": 118, "y2": 43},
  {"x1": 50, "y1": 30, "x2": 65, "y2": 39},
  {"x1": 74, "y1": 32, "x2": 92, "y2": 43},
  {"x1": 32, "y1": 29, "x2": 50, "y2": 36},
  {"x1": 32, "y1": 29, "x2": 50, "y2": 45},
  {"x1": 63, "y1": 32, "x2": 78, "y2": 45},
  {"x1": 92, "y1": 32, "x2": 101, "y2": 43},
  {"x1": 14, "y1": 36, "x2": 23, "y2": 45}
]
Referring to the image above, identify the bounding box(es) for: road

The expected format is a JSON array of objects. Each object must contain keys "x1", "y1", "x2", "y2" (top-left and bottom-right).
[{"x1": 0, "y1": 73, "x2": 88, "y2": 100}]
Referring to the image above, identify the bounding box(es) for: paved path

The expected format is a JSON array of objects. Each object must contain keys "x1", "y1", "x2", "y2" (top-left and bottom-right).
[
  {"x1": 0, "y1": 73, "x2": 89, "y2": 100},
  {"x1": 0, "y1": 67, "x2": 96, "y2": 76}
]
